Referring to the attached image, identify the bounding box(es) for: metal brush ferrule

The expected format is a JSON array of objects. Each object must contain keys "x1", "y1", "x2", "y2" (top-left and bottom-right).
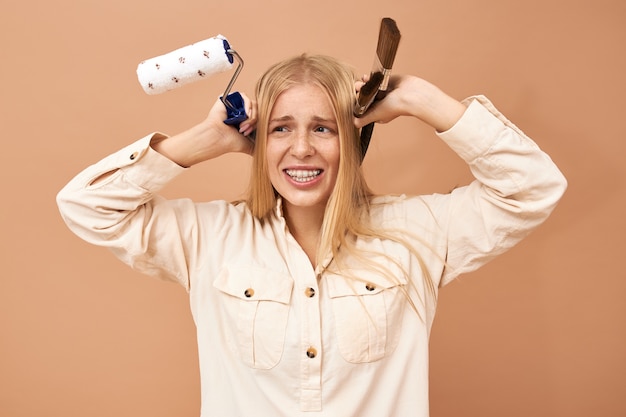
[
  {"x1": 372, "y1": 55, "x2": 393, "y2": 92},
  {"x1": 379, "y1": 67, "x2": 392, "y2": 91}
]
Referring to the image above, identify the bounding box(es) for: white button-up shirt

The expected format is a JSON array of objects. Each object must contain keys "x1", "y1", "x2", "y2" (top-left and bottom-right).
[{"x1": 57, "y1": 96, "x2": 567, "y2": 416}]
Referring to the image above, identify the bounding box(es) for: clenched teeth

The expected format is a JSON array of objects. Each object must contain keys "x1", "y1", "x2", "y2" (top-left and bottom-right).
[{"x1": 285, "y1": 169, "x2": 322, "y2": 182}]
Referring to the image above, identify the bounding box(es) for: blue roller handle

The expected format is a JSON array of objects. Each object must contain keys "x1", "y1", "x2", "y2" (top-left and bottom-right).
[
  {"x1": 222, "y1": 92, "x2": 248, "y2": 127},
  {"x1": 222, "y1": 91, "x2": 255, "y2": 141}
]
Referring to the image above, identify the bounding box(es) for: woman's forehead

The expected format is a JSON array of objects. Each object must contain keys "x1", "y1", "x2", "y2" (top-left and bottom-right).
[{"x1": 270, "y1": 83, "x2": 336, "y2": 120}]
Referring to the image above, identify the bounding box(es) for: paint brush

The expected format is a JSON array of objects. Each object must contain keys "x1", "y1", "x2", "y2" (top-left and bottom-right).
[
  {"x1": 355, "y1": 17, "x2": 401, "y2": 116},
  {"x1": 355, "y1": 17, "x2": 401, "y2": 159}
]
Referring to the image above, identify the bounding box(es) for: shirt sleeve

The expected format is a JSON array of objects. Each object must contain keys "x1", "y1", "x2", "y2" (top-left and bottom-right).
[
  {"x1": 420, "y1": 95, "x2": 568, "y2": 286},
  {"x1": 56, "y1": 133, "x2": 196, "y2": 290}
]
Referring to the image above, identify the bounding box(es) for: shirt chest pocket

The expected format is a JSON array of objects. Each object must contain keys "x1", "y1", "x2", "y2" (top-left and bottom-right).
[
  {"x1": 213, "y1": 264, "x2": 294, "y2": 369},
  {"x1": 326, "y1": 269, "x2": 408, "y2": 364}
]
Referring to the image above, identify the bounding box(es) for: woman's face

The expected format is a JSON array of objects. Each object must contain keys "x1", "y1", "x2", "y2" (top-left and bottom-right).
[{"x1": 266, "y1": 83, "x2": 340, "y2": 213}]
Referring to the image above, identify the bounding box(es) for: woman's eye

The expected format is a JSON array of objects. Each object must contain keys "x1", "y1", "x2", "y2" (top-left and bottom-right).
[
  {"x1": 272, "y1": 126, "x2": 288, "y2": 132},
  {"x1": 315, "y1": 126, "x2": 331, "y2": 133}
]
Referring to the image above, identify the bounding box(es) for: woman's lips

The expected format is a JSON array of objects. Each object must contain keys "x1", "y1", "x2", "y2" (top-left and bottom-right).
[{"x1": 284, "y1": 168, "x2": 323, "y2": 183}]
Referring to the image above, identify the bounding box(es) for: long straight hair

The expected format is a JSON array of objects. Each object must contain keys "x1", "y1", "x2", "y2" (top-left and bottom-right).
[
  {"x1": 246, "y1": 54, "x2": 370, "y2": 258},
  {"x1": 245, "y1": 54, "x2": 436, "y2": 313}
]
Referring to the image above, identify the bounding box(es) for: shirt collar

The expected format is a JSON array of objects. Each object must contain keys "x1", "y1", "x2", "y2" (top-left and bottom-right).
[{"x1": 273, "y1": 197, "x2": 335, "y2": 274}]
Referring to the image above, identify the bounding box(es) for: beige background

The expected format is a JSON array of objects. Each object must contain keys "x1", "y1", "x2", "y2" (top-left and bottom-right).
[{"x1": 1, "y1": 0, "x2": 624, "y2": 416}]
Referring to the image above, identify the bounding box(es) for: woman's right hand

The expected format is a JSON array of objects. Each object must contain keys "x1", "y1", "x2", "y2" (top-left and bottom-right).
[
  {"x1": 202, "y1": 93, "x2": 257, "y2": 154},
  {"x1": 152, "y1": 92, "x2": 257, "y2": 167}
]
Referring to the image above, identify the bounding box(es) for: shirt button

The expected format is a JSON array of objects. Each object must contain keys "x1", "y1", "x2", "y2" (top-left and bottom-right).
[
  {"x1": 306, "y1": 347, "x2": 317, "y2": 359},
  {"x1": 129, "y1": 151, "x2": 139, "y2": 160},
  {"x1": 304, "y1": 287, "x2": 316, "y2": 298},
  {"x1": 365, "y1": 283, "x2": 376, "y2": 291},
  {"x1": 244, "y1": 288, "x2": 254, "y2": 298}
]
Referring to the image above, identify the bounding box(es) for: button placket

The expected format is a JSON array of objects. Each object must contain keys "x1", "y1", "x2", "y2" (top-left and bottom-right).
[
  {"x1": 300, "y1": 273, "x2": 322, "y2": 411},
  {"x1": 280, "y1": 225, "x2": 325, "y2": 411},
  {"x1": 283, "y1": 237, "x2": 322, "y2": 411}
]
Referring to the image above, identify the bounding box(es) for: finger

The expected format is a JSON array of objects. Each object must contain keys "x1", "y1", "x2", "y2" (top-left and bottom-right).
[
  {"x1": 240, "y1": 123, "x2": 256, "y2": 138},
  {"x1": 237, "y1": 92, "x2": 253, "y2": 119},
  {"x1": 354, "y1": 110, "x2": 377, "y2": 129},
  {"x1": 354, "y1": 101, "x2": 387, "y2": 129},
  {"x1": 240, "y1": 119, "x2": 257, "y2": 137},
  {"x1": 239, "y1": 118, "x2": 256, "y2": 136},
  {"x1": 246, "y1": 100, "x2": 255, "y2": 121},
  {"x1": 238, "y1": 94, "x2": 257, "y2": 135}
]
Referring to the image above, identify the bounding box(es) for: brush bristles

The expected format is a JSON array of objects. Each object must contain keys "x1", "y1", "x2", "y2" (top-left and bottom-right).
[
  {"x1": 355, "y1": 71, "x2": 385, "y2": 115},
  {"x1": 376, "y1": 18, "x2": 401, "y2": 69}
]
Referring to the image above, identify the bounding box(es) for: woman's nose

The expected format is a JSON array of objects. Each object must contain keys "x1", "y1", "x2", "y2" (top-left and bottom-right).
[{"x1": 290, "y1": 131, "x2": 315, "y2": 157}]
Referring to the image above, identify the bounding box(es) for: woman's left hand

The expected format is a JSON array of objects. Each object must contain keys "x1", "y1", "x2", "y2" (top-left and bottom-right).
[{"x1": 354, "y1": 74, "x2": 467, "y2": 132}]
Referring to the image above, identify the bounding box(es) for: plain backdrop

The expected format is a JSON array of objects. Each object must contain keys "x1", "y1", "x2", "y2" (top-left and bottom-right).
[{"x1": 1, "y1": 0, "x2": 624, "y2": 416}]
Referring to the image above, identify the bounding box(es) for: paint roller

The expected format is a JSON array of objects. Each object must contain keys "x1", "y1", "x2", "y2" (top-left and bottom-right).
[{"x1": 136, "y1": 34, "x2": 248, "y2": 128}]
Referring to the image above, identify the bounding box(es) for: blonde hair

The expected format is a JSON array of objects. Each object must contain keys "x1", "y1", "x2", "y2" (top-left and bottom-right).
[{"x1": 245, "y1": 54, "x2": 437, "y2": 315}]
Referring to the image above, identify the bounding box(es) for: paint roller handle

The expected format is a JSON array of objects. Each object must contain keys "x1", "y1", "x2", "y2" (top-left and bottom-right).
[
  {"x1": 222, "y1": 92, "x2": 248, "y2": 127},
  {"x1": 219, "y1": 49, "x2": 254, "y2": 138},
  {"x1": 222, "y1": 91, "x2": 256, "y2": 139}
]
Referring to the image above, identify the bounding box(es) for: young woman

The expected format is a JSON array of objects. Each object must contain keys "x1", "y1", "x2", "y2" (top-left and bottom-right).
[{"x1": 57, "y1": 54, "x2": 567, "y2": 416}]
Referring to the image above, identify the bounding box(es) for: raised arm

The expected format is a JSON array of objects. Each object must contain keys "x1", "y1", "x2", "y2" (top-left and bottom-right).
[
  {"x1": 151, "y1": 95, "x2": 256, "y2": 167},
  {"x1": 56, "y1": 96, "x2": 256, "y2": 288},
  {"x1": 355, "y1": 75, "x2": 567, "y2": 285}
]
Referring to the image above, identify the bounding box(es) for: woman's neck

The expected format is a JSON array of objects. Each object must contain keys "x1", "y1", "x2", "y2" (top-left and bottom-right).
[{"x1": 283, "y1": 203, "x2": 326, "y2": 268}]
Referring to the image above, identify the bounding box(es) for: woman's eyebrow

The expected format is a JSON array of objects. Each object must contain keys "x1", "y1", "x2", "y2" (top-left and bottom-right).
[
  {"x1": 268, "y1": 115, "x2": 337, "y2": 125},
  {"x1": 312, "y1": 116, "x2": 336, "y2": 124},
  {"x1": 269, "y1": 115, "x2": 294, "y2": 123}
]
